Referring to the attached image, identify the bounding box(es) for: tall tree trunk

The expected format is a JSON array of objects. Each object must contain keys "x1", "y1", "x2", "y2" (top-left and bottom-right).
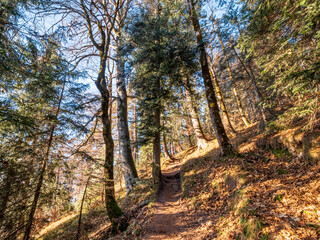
[
  {"x1": 152, "y1": 78, "x2": 162, "y2": 187},
  {"x1": 108, "y1": 66, "x2": 113, "y2": 121},
  {"x1": 0, "y1": 163, "x2": 14, "y2": 226},
  {"x1": 208, "y1": 57, "x2": 237, "y2": 135},
  {"x1": 231, "y1": 45, "x2": 267, "y2": 124},
  {"x1": 163, "y1": 132, "x2": 175, "y2": 160},
  {"x1": 96, "y1": 53, "x2": 124, "y2": 230},
  {"x1": 247, "y1": 90, "x2": 257, "y2": 123},
  {"x1": 152, "y1": 113, "x2": 162, "y2": 187},
  {"x1": 183, "y1": 77, "x2": 208, "y2": 149},
  {"x1": 80, "y1": 0, "x2": 125, "y2": 231},
  {"x1": 115, "y1": 30, "x2": 139, "y2": 194},
  {"x1": 23, "y1": 78, "x2": 66, "y2": 240},
  {"x1": 51, "y1": 167, "x2": 60, "y2": 221},
  {"x1": 186, "y1": 115, "x2": 194, "y2": 147},
  {"x1": 234, "y1": 23, "x2": 271, "y2": 123},
  {"x1": 152, "y1": 0, "x2": 162, "y2": 188},
  {"x1": 214, "y1": 20, "x2": 250, "y2": 127},
  {"x1": 133, "y1": 101, "x2": 138, "y2": 165},
  {"x1": 76, "y1": 176, "x2": 90, "y2": 240},
  {"x1": 170, "y1": 141, "x2": 174, "y2": 156},
  {"x1": 177, "y1": 141, "x2": 184, "y2": 151},
  {"x1": 117, "y1": 160, "x2": 123, "y2": 192},
  {"x1": 187, "y1": 0, "x2": 235, "y2": 156}
]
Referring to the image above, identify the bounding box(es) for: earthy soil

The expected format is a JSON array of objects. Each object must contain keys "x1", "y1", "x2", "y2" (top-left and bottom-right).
[
  {"x1": 38, "y1": 125, "x2": 320, "y2": 240},
  {"x1": 141, "y1": 161, "x2": 209, "y2": 240}
]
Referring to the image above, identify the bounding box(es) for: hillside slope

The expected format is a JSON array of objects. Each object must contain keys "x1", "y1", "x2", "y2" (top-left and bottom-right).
[{"x1": 38, "y1": 124, "x2": 320, "y2": 240}]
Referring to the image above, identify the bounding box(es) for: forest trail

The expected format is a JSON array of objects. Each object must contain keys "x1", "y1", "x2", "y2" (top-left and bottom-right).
[{"x1": 141, "y1": 160, "x2": 208, "y2": 240}]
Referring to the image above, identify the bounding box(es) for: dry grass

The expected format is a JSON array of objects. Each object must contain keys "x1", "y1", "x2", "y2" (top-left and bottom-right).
[
  {"x1": 36, "y1": 174, "x2": 155, "y2": 240},
  {"x1": 37, "y1": 116, "x2": 320, "y2": 240},
  {"x1": 180, "y1": 125, "x2": 320, "y2": 239}
]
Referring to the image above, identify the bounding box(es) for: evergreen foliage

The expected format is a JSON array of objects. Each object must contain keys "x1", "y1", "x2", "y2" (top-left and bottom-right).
[
  {"x1": 0, "y1": 0, "x2": 319, "y2": 238},
  {"x1": 0, "y1": 2, "x2": 90, "y2": 237},
  {"x1": 238, "y1": 0, "x2": 320, "y2": 118}
]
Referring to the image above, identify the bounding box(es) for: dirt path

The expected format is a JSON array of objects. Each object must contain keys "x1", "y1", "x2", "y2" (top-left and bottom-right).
[{"x1": 141, "y1": 162, "x2": 207, "y2": 240}]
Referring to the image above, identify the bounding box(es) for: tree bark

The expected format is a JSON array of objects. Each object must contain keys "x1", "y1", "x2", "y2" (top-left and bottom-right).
[
  {"x1": 183, "y1": 77, "x2": 208, "y2": 149},
  {"x1": 23, "y1": 76, "x2": 66, "y2": 240},
  {"x1": 152, "y1": 0, "x2": 162, "y2": 188},
  {"x1": 80, "y1": 0, "x2": 125, "y2": 231},
  {"x1": 208, "y1": 57, "x2": 237, "y2": 135},
  {"x1": 214, "y1": 20, "x2": 250, "y2": 127},
  {"x1": 247, "y1": 90, "x2": 257, "y2": 122},
  {"x1": 186, "y1": 115, "x2": 194, "y2": 147},
  {"x1": 96, "y1": 54, "x2": 124, "y2": 230},
  {"x1": 231, "y1": 45, "x2": 267, "y2": 124},
  {"x1": 163, "y1": 132, "x2": 176, "y2": 161},
  {"x1": 115, "y1": 30, "x2": 139, "y2": 194},
  {"x1": 76, "y1": 176, "x2": 90, "y2": 240},
  {"x1": 152, "y1": 77, "x2": 162, "y2": 187},
  {"x1": 187, "y1": 0, "x2": 235, "y2": 156},
  {"x1": 177, "y1": 141, "x2": 184, "y2": 151},
  {"x1": 133, "y1": 101, "x2": 138, "y2": 165},
  {"x1": 0, "y1": 162, "x2": 14, "y2": 227}
]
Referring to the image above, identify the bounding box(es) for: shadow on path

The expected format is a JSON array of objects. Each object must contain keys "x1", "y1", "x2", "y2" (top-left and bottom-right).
[{"x1": 142, "y1": 162, "x2": 206, "y2": 240}]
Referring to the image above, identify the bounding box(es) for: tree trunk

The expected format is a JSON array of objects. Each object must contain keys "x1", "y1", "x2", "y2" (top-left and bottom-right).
[
  {"x1": 177, "y1": 141, "x2": 184, "y2": 151},
  {"x1": 0, "y1": 162, "x2": 14, "y2": 237},
  {"x1": 152, "y1": 117, "x2": 162, "y2": 187},
  {"x1": 133, "y1": 101, "x2": 138, "y2": 166},
  {"x1": 245, "y1": 91, "x2": 255, "y2": 123},
  {"x1": 23, "y1": 132, "x2": 53, "y2": 240},
  {"x1": 235, "y1": 23, "x2": 271, "y2": 123},
  {"x1": 163, "y1": 132, "x2": 175, "y2": 161},
  {"x1": 0, "y1": 163, "x2": 14, "y2": 222},
  {"x1": 152, "y1": 79, "x2": 162, "y2": 187},
  {"x1": 183, "y1": 77, "x2": 208, "y2": 149},
  {"x1": 207, "y1": 57, "x2": 237, "y2": 135},
  {"x1": 80, "y1": 0, "x2": 125, "y2": 231},
  {"x1": 76, "y1": 176, "x2": 90, "y2": 240},
  {"x1": 214, "y1": 20, "x2": 250, "y2": 127},
  {"x1": 118, "y1": 161, "x2": 123, "y2": 192},
  {"x1": 152, "y1": 1, "x2": 162, "y2": 188},
  {"x1": 96, "y1": 53, "x2": 124, "y2": 230},
  {"x1": 231, "y1": 45, "x2": 267, "y2": 124},
  {"x1": 108, "y1": 70, "x2": 113, "y2": 120},
  {"x1": 187, "y1": 0, "x2": 235, "y2": 156},
  {"x1": 186, "y1": 115, "x2": 194, "y2": 147},
  {"x1": 23, "y1": 77, "x2": 66, "y2": 240},
  {"x1": 115, "y1": 31, "x2": 139, "y2": 194}
]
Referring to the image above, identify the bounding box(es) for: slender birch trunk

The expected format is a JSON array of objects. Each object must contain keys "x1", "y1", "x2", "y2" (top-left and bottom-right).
[{"x1": 183, "y1": 77, "x2": 208, "y2": 149}]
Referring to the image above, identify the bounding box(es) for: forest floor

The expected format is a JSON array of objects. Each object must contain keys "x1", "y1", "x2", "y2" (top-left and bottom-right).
[
  {"x1": 37, "y1": 122, "x2": 320, "y2": 240},
  {"x1": 140, "y1": 160, "x2": 210, "y2": 239},
  {"x1": 115, "y1": 123, "x2": 320, "y2": 240}
]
